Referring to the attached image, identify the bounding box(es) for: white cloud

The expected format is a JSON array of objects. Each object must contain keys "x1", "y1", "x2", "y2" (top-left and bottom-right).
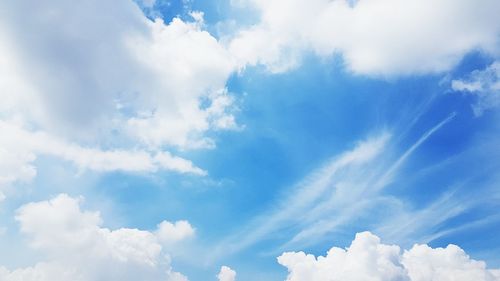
[
  {"x1": 451, "y1": 61, "x2": 500, "y2": 116},
  {"x1": 278, "y1": 231, "x2": 500, "y2": 281},
  {"x1": 156, "y1": 220, "x2": 195, "y2": 244},
  {"x1": 0, "y1": 0, "x2": 237, "y2": 149},
  {"x1": 217, "y1": 266, "x2": 236, "y2": 281},
  {"x1": 0, "y1": 0, "x2": 240, "y2": 198},
  {"x1": 229, "y1": 0, "x2": 500, "y2": 76},
  {"x1": 124, "y1": 18, "x2": 237, "y2": 148},
  {"x1": 0, "y1": 194, "x2": 192, "y2": 281},
  {"x1": 0, "y1": 120, "x2": 205, "y2": 192}
]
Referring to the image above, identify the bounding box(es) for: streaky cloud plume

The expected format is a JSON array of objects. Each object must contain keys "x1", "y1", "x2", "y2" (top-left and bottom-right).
[
  {"x1": 0, "y1": 120, "x2": 205, "y2": 195},
  {"x1": 216, "y1": 132, "x2": 391, "y2": 255},
  {"x1": 217, "y1": 112, "x2": 457, "y2": 257},
  {"x1": 217, "y1": 266, "x2": 237, "y2": 281}
]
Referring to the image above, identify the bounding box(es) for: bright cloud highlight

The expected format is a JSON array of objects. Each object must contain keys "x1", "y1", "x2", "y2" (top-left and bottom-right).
[
  {"x1": 0, "y1": 194, "x2": 192, "y2": 281},
  {"x1": 217, "y1": 266, "x2": 236, "y2": 281},
  {"x1": 278, "y1": 231, "x2": 500, "y2": 281},
  {"x1": 229, "y1": 0, "x2": 500, "y2": 76}
]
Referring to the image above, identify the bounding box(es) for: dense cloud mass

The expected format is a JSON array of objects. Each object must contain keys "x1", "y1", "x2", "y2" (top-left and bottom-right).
[
  {"x1": 229, "y1": 0, "x2": 500, "y2": 75},
  {"x1": 0, "y1": 194, "x2": 192, "y2": 281},
  {"x1": 278, "y1": 232, "x2": 500, "y2": 281},
  {"x1": 0, "y1": 0, "x2": 237, "y2": 146},
  {"x1": 0, "y1": 0, "x2": 238, "y2": 197},
  {"x1": 2, "y1": 0, "x2": 499, "y2": 197}
]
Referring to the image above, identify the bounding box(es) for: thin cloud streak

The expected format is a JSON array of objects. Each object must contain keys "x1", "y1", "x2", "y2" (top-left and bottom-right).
[
  {"x1": 283, "y1": 112, "x2": 457, "y2": 249},
  {"x1": 215, "y1": 112, "x2": 458, "y2": 258},
  {"x1": 211, "y1": 133, "x2": 391, "y2": 259}
]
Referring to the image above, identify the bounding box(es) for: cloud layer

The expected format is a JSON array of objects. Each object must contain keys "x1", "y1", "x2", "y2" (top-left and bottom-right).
[
  {"x1": 0, "y1": 194, "x2": 194, "y2": 281},
  {"x1": 0, "y1": 0, "x2": 236, "y2": 197},
  {"x1": 278, "y1": 231, "x2": 500, "y2": 281},
  {"x1": 229, "y1": 0, "x2": 500, "y2": 76},
  {"x1": 0, "y1": 120, "x2": 205, "y2": 195}
]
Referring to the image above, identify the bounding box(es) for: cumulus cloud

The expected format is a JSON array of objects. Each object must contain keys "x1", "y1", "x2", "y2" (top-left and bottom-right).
[
  {"x1": 0, "y1": 0, "x2": 237, "y2": 147},
  {"x1": 0, "y1": 0, "x2": 239, "y2": 192},
  {"x1": 156, "y1": 220, "x2": 195, "y2": 244},
  {"x1": 217, "y1": 266, "x2": 237, "y2": 281},
  {"x1": 278, "y1": 231, "x2": 500, "y2": 281},
  {"x1": 0, "y1": 194, "x2": 193, "y2": 281},
  {"x1": 451, "y1": 61, "x2": 500, "y2": 116},
  {"x1": 229, "y1": 0, "x2": 500, "y2": 76}
]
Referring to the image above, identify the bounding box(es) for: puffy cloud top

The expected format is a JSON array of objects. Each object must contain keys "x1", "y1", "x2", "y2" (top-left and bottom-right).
[
  {"x1": 229, "y1": 0, "x2": 500, "y2": 76},
  {"x1": 217, "y1": 266, "x2": 237, "y2": 281},
  {"x1": 156, "y1": 220, "x2": 196, "y2": 244},
  {"x1": 278, "y1": 231, "x2": 500, "y2": 281},
  {"x1": 0, "y1": 194, "x2": 194, "y2": 281}
]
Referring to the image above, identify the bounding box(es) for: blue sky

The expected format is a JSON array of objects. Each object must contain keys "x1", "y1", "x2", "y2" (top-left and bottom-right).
[{"x1": 0, "y1": 0, "x2": 499, "y2": 281}]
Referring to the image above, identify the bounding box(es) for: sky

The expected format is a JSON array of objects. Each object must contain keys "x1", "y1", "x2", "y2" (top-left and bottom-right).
[{"x1": 0, "y1": 0, "x2": 499, "y2": 280}]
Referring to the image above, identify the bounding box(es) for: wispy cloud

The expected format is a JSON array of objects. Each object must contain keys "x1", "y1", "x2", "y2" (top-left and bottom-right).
[
  {"x1": 216, "y1": 112, "x2": 458, "y2": 257},
  {"x1": 0, "y1": 120, "x2": 206, "y2": 192},
  {"x1": 451, "y1": 61, "x2": 500, "y2": 116}
]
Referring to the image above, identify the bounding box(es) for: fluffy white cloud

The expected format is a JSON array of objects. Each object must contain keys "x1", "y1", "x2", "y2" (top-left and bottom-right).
[
  {"x1": 0, "y1": 0, "x2": 237, "y2": 147},
  {"x1": 217, "y1": 266, "x2": 237, "y2": 281},
  {"x1": 452, "y1": 61, "x2": 500, "y2": 116},
  {"x1": 229, "y1": 0, "x2": 500, "y2": 76},
  {"x1": 156, "y1": 220, "x2": 195, "y2": 244},
  {"x1": 124, "y1": 16, "x2": 237, "y2": 148},
  {"x1": 0, "y1": 194, "x2": 193, "y2": 281},
  {"x1": 0, "y1": 0, "x2": 238, "y2": 192},
  {"x1": 278, "y1": 231, "x2": 500, "y2": 281}
]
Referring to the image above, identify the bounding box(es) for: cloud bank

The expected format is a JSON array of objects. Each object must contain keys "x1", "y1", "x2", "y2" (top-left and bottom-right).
[
  {"x1": 0, "y1": 0, "x2": 236, "y2": 197},
  {"x1": 0, "y1": 194, "x2": 194, "y2": 281},
  {"x1": 278, "y1": 231, "x2": 500, "y2": 281},
  {"x1": 229, "y1": 0, "x2": 500, "y2": 76},
  {"x1": 0, "y1": 0, "x2": 237, "y2": 148}
]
